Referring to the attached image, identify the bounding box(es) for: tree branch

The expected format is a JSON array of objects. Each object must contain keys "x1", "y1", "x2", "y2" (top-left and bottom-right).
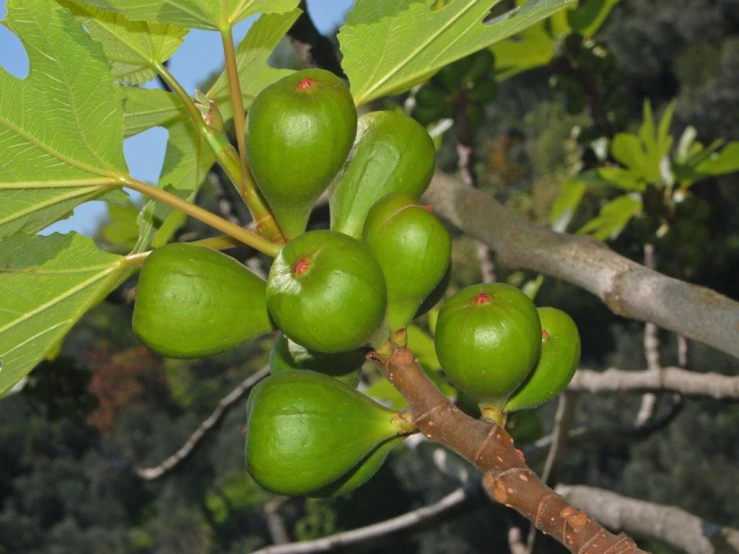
[
  {"x1": 424, "y1": 172, "x2": 739, "y2": 360},
  {"x1": 567, "y1": 367, "x2": 739, "y2": 400},
  {"x1": 378, "y1": 348, "x2": 646, "y2": 553},
  {"x1": 251, "y1": 481, "x2": 484, "y2": 554},
  {"x1": 523, "y1": 395, "x2": 683, "y2": 464},
  {"x1": 556, "y1": 485, "x2": 739, "y2": 554},
  {"x1": 135, "y1": 366, "x2": 269, "y2": 481}
]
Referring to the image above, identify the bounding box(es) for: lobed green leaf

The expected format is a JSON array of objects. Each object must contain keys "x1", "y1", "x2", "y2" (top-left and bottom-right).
[
  {"x1": 0, "y1": 0, "x2": 128, "y2": 238},
  {"x1": 0, "y1": 234, "x2": 129, "y2": 397},
  {"x1": 340, "y1": 0, "x2": 575, "y2": 105}
]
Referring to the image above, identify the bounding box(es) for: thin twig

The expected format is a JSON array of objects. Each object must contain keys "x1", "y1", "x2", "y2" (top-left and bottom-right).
[
  {"x1": 567, "y1": 367, "x2": 739, "y2": 400},
  {"x1": 251, "y1": 482, "x2": 484, "y2": 554},
  {"x1": 636, "y1": 243, "x2": 661, "y2": 426},
  {"x1": 136, "y1": 366, "x2": 270, "y2": 481}
]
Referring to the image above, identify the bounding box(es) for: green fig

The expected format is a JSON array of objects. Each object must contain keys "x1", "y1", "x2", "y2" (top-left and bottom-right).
[
  {"x1": 363, "y1": 193, "x2": 451, "y2": 332},
  {"x1": 434, "y1": 284, "x2": 541, "y2": 422},
  {"x1": 246, "y1": 69, "x2": 357, "y2": 239},
  {"x1": 469, "y1": 77, "x2": 498, "y2": 103},
  {"x1": 414, "y1": 84, "x2": 448, "y2": 108},
  {"x1": 462, "y1": 50, "x2": 495, "y2": 83},
  {"x1": 269, "y1": 332, "x2": 364, "y2": 388},
  {"x1": 266, "y1": 230, "x2": 387, "y2": 353},
  {"x1": 415, "y1": 265, "x2": 452, "y2": 319},
  {"x1": 245, "y1": 370, "x2": 408, "y2": 496},
  {"x1": 132, "y1": 243, "x2": 273, "y2": 359},
  {"x1": 311, "y1": 436, "x2": 404, "y2": 498},
  {"x1": 504, "y1": 307, "x2": 581, "y2": 412},
  {"x1": 329, "y1": 111, "x2": 436, "y2": 239}
]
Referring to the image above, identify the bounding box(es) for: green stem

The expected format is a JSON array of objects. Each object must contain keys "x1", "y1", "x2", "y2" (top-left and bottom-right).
[
  {"x1": 219, "y1": 31, "x2": 285, "y2": 244},
  {"x1": 154, "y1": 62, "x2": 284, "y2": 244},
  {"x1": 124, "y1": 235, "x2": 243, "y2": 268},
  {"x1": 120, "y1": 175, "x2": 281, "y2": 258}
]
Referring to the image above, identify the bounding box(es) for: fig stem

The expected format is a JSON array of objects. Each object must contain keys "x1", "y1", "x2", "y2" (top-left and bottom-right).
[
  {"x1": 120, "y1": 176, "x2": 282, "y2": 258},
  {"x1": 124, "y1": 235, "x2": 242, "y2": 268},
  {"x1": 390, "y1": 328, "x2": 408, "y2": 348},
  {"x1": 390, "y1": 412, "x2": 417, "y2": 435},
  {"x1": 480, "y1": 406, "x2": 508, "y2": 428},
  {"x1": 154, "y1": 61, "x2": 285, "y2": 245}
]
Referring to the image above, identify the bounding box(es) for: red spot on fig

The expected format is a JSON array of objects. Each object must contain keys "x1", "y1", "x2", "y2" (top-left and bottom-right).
[
  {"x1": 542, "y1": 329, "x2": 551, "y2": 340},
  {"x1": 515, "y1": 449, "x2": 526, "y2": 461},
  {"x1": 297, "y1": 78, "x2": 314, "y2": 90},
  {"x1": 473, "y1": 293, "x2": 491, "y2": 305},
  {"x1": 424, "y1": 204, "x2": 433, "y2": 212},
  {"x1": 293, "y1": 257, "x2": 311, "y2": 275}
]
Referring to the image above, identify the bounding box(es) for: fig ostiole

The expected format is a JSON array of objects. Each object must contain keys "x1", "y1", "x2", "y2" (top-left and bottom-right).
[
  {"x1": 132, "y1": 243, "x2": 273, "y2": 359},
  {"x1": 246, "y1": 69, "x2": 357, "y2": 239},
  {"x1": 504, "y1": 307, "x2": 581, "y2": 412},
  {"x1": 434, "y1": 284, "x2": 542, "y2": 425},
  {"x1": 266, "y1": 230, "x2": 388, "y2": 353},
  {"x1": 269, "y1": 332, "x2": 365, "y2": 388},
  {"x1": 244, "y1": 370, "x2": 413, "y2": 496},
  {"x1": 329, "y1": 111, "x2": 436, "y2": 239},
  {"x1": 363, "y1": 193, "x2": 451, "y2": 332}
]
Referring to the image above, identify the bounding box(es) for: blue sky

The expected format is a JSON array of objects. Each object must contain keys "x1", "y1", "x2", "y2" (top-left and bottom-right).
[{"x1": 0, "y1": 0, "x2": 354, "y2": 236}]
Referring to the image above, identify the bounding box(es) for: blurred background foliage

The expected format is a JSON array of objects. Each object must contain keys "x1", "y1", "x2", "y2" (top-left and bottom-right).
[{"x1": 1, "y1": 0, "x2": 738, "y2": 552}]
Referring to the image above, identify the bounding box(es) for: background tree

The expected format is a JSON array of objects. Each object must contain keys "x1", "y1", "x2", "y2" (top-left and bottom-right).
[{"x1": 1, "y1": 0, "x2": 738, "y2": 553}]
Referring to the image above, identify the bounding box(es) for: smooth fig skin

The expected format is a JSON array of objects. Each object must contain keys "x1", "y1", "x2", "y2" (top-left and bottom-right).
[
  {"x1": 244, "y1": 370, "x2": 401, "y2": 496},
  {"x1": 504, "y1": 307, "x2": 581, "y2": 412},
  {"x1": 434, "y1": 284, "x2": 542, "y2": 415},
  {"x1": 329, "y1": 111, "x2": 436, "y2": 238},
  {"x1": 266, "y1": 230, "x2": 387, "y2": 353},
  {"x1": 415, "y1": 265, "x2": 452, "y2": 319},
  {"x1": 132, "y1": 243, "x2": 273, "y2": 359},
  {"x1": 269, "y1": 332, "x2": 364, "y2": 388},
  {"x1": 363, "y1": 193, "x2": 451, "y2": 332},
  {"x1": 311, "y1": 436, "x2": 404, "y2": 498},
  {"x1": 246, "y1": 69, "x2": 357, "y2": 239}
]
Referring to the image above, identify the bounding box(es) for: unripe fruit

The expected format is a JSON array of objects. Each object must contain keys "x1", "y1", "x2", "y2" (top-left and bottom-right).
[
  {"x1": 246, "y1": 69, "x2": 357, "y2": 239},
  {"x1": 434, "y1": 284, "x2": 541, "y2": 419},
  {"x1": 132, "y1": 243, "x2": 273, "y2": 358},
  {"x1": 245, "y1": 370, "x2": 405, "y2": 496},
  {"x1": 269, "y1": 332, "x2": 364, "y2": 388},
  {"x1": 505, "y1": 307, "x2": 581, "y2": 412},
  {"x1": 313, "y1": 436, "x2": 404, "y2": 497},
  {"x1": 415, "y1": 265, "x2": 452, "y2": 319},
  {"x1": 363, "y1": 193, "x2": 451, "y2": 332},
  {"x1": 266, "y1": 230, "x2": 387, "y2": 353},
  {"x1": 329, "y1": 111, "x2": 436, "y2": 238}
]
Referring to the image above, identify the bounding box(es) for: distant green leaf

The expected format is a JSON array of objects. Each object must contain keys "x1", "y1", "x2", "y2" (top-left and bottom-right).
[
  {"x1": 340, "y1": 0, "x2": 575, "y2": 105},
  {"x1": 692, "y1": 142, "x2": 739, "y2": 178},
  {"x1": 550, "y1": 179, "x2": 587, "y2": 232},
  {"x1": 407, "y1": 324, "x2": 441, "y2": 370},
  {"x1": 491, "y1": 20, "x2": 554, "y2": 80},
  {"x1": 121, "y1": 88, "x2": 186, "y2": 138},
  {"x1": 63, "y1": 1, "x2": 188, "y2": 85},
  {"x1": 612, "y1": 133, "x2": 647, "y2": 173},
  {"x1": 0, "y1": 0, "x2": 128, "y2": 237},
  {"x1": 577, "y1": 194, "x2": 642, "y2": 240},
  {"x1": 597, "y1": 167, "x2": 645, "y2": 191},
  {"x1": 101, "y1": 201, "x2": 141, "y2": 249},
  {"x1": 137, "y1": 121, "x2": 216, "y2": 251},
  {"x1": 567, "y1": 0, "x2": 621, "y2": 37},
  {"x1": 72, "y1": 0, "x2": 300, "y2": 31},
  {"x1": 0, "y1": 234, "x2": 129, "y2": 397}
]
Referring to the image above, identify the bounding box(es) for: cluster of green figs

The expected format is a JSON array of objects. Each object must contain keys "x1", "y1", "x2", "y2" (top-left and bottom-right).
[{"x1": 131, "y1": 69, "x2": 581, "y2": 498}]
